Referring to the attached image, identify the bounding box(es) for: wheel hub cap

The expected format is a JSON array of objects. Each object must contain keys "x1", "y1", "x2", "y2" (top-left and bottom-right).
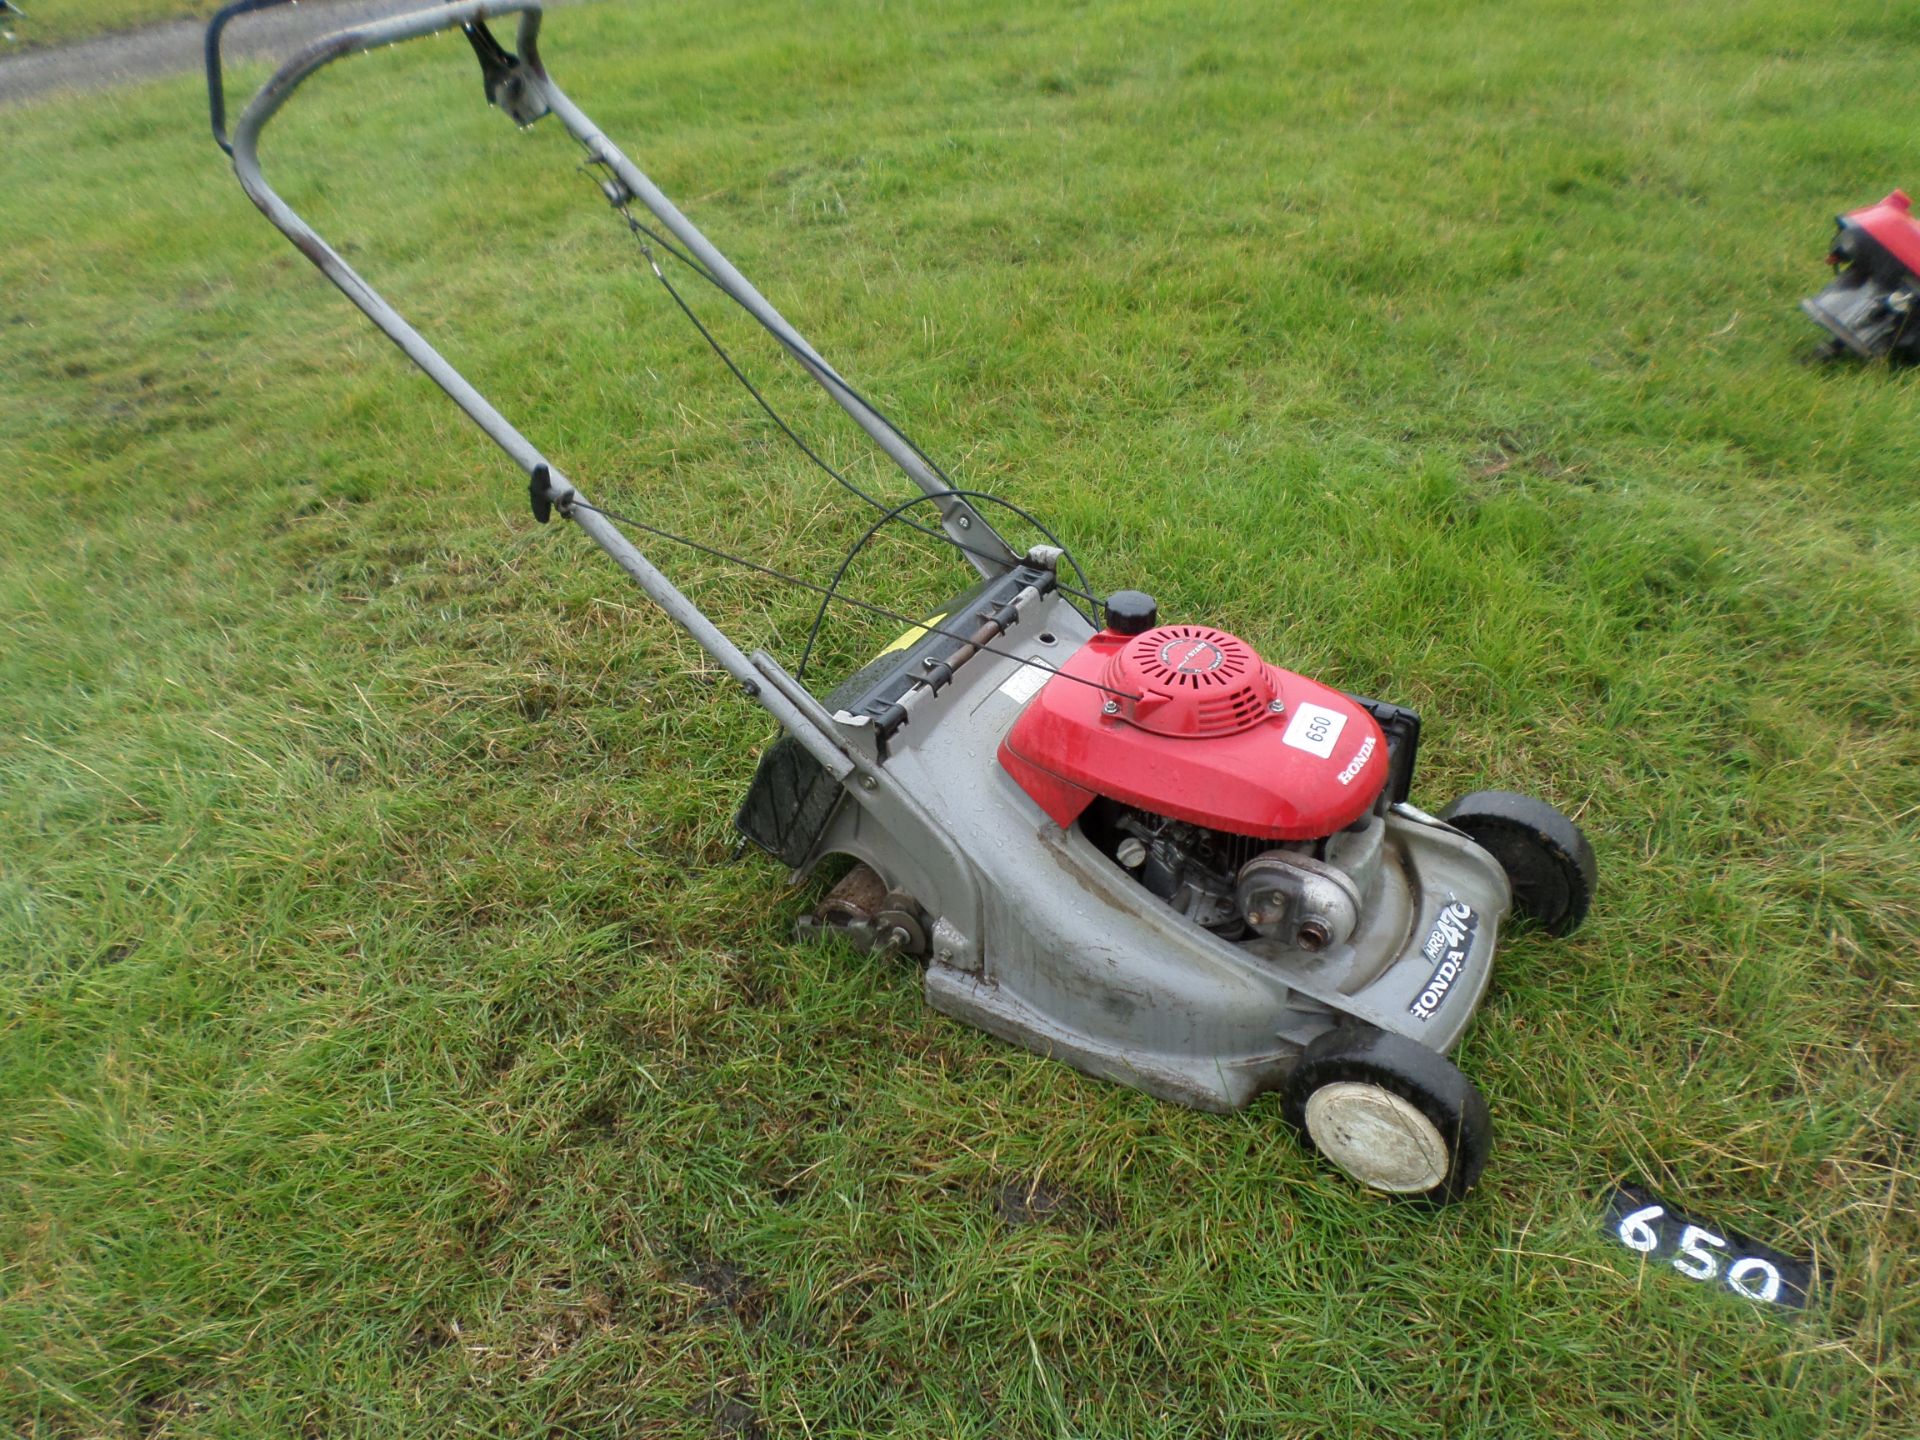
[{"x1": 1303, "y1": 1082, "x2": 1450, "y2": 1193}]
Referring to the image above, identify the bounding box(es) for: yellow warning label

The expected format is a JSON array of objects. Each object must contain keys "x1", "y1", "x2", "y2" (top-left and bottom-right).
[{"x1": 875, "y1": 612, "x2": 947, "y2": 659}]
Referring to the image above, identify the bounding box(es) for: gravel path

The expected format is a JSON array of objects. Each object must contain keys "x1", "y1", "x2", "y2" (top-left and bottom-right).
[{"x1": 0, "y1": 0, "x2": 551, "y2": 109}]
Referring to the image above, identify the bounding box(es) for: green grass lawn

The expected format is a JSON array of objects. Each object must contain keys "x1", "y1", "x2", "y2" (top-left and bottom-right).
[
  {"x1": 2, "y1": 0, "x2": 222, "y2": 48},
  {"x1": 4, "y1": 0, "x2": 1917, "y2": 1434}
]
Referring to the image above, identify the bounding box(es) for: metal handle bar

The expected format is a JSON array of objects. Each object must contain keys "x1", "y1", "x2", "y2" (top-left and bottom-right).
[
  {"x1": 205, "y1": 0, "x2": 295, "y2": 155},
  {"x1": 226, "y1": 2, "x2": 1013, "y2": 569},
  {"x1": 214, "y1": 2, "x2": 1035, "y2": 777},
  {"x1": 224, "y1": 0, "x2": 598, "y2": 495},
  {"x1": 219, "y1": 0, "x2": 881, "y2": 785},
  {"x1": 217, "y1": 0, "x2": 1016, "y2": 574}
]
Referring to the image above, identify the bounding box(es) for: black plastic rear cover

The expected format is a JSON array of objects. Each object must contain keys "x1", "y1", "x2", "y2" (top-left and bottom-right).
[{"x1": 734, "y1": 732, "x2": 843, "y2": 869}]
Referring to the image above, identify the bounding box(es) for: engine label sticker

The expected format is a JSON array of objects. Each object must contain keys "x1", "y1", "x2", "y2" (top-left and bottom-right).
[
  {"x1": 1408, "y1": 900, "x2": 1476, "y2": 1020},
  {"x1": 997, "y1": 660, "x2": 1052, "y2": 705},
  {"x1": 1281, "y1": 702, "x2": 1347, "y2": 758}
]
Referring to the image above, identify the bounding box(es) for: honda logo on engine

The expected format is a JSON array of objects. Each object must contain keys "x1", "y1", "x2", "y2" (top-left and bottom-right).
[
  {"x1": 1159, "y1": 638, "x2": 1225, "y2": 674},
  {"x1": 1336, "y1": 735, "x2": 1375, "y2": 785}
]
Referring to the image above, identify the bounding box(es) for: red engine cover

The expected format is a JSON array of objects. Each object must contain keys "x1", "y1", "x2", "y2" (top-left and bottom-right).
[
  {"x1": 1844, "y1": 189, "x2": 1920, "y2": 274},
  {"x1": 998, "y1": 623, "x2": 1388, "y2": 840}
]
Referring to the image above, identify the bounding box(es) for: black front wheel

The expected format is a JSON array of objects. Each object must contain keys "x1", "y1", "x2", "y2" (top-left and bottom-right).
[
  {"x1": 1282, "y1": 1027, "x2": 1492, "y2": 1206},
  {"x1": 1439, "y1": 790, "x2": 1596, "y2": 937}
]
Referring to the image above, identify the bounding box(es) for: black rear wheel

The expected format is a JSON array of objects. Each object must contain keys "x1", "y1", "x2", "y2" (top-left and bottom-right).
[
  {"x1": 1439, "y1": 790, "x2": 1596, "y2": 937},
  {"x1": 1282, "y1": 1027, "x2": 1491, "y2": 1206}
]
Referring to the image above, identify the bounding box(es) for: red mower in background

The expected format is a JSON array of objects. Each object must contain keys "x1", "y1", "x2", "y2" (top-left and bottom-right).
[{"x1": 1802, "y1": 189, "x2": 1920, "y2": 362}]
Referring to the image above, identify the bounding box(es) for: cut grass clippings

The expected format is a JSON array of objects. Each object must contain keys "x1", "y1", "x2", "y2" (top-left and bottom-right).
[{"x1": 3, "y1": 0, "x2": 1917, "y2": 1436}]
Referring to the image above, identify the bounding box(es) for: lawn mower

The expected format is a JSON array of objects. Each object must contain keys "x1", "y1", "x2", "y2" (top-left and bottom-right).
[
  {"x1": 1801, "y1": 188, "x2": 1920, "y2": 363},
  {"x1": 207, "y1": 0, "x2": 1597, "y2": 1205}
]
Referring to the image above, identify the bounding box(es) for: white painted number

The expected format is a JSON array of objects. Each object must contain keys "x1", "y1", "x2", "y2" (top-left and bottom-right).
[
  {"x1": 1617, "y1": 1203, "x2": 1665, "y2": 1253},
  {"x1": 1607, "y1": 1190, "x2": 1800, "y2": 1309},
  {"x1": 1726, "y1": 1256, "x2": 1785, "y2": 1304},
  {"x1": 1672, "y1": 1224, "x2": 1728, "y2": 1280}
]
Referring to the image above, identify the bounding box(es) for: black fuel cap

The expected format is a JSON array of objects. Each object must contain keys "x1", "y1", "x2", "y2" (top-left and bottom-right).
[{"x1": 1104, "y1": 590, "x2": 1159, "y2": 635}]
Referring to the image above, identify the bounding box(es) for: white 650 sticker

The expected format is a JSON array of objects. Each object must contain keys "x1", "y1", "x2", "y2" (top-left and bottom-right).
[{"x1": 1281, "y1": 702, "x2": 1346, "y2": 759}]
